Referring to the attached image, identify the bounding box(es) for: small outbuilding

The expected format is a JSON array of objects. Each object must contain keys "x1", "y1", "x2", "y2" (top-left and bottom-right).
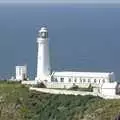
[
  {"x1": 16, "y1": 65, "x2": 27, "y2": 81},
  {"x1": 101, "y1": 82, "x2": 118, "y2": 96}
]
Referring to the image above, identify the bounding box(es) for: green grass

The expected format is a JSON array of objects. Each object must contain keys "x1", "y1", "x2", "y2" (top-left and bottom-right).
[{"x1": 0, "y1": 82, "x2": 120, "y2": 120}]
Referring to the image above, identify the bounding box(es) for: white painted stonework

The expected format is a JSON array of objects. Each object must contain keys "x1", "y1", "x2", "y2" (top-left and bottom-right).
[
  {"x1": 52, "y1": 71, "x2": 115, "y2": 86},
  {"x1": 35, "y1": 27, "x2": 50, "y2": 81},
  {"x1": 22, "y1": 80, "x2": 37, "y2": 85},
  {"x1": 16, "y1": 65, "x2": 27, "y2": 81},
  {"x1": 29, "y1": 87, "x2": 120, "y2": 99},
  {"x1": 101, "y1": 82, "x2": 118, "y2": 96}
]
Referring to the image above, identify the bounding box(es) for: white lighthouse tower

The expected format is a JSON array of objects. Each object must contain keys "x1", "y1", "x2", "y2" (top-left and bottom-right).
[{"x1": 35, "y1": 27, "x2": 51, "y2": 82}]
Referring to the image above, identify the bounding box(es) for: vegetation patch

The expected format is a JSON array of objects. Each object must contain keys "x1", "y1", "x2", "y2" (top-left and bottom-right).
[
  {"x1": 69, "y1": 84, "x2": 93, "y2": 92},
  {"x1": 0, "y1": 82, "x2": 120, "y2": 120}
]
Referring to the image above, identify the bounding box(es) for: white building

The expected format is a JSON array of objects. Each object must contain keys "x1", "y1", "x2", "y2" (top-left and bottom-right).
[
  {"x1": 22, "y1": 26, "x2": 118, "y2": 97},
  {"x1": 101, "y1": 82, "x2": 119, "y2": 96},
  {"x1": 16, "y1": 65, "x2": 27, "y2": 81},
  {"x1": 47, "y1": 71, "x2": 115, "y2": 88},
  {"x1": 35, "y1": 27, "x2": 51, "y2": 81},
  {"x1": 34, "y1": 27, "x2": 115, "y2": 87},
  {"x1": 52, "y1": 71, "x2": 114, "y2": 84}
]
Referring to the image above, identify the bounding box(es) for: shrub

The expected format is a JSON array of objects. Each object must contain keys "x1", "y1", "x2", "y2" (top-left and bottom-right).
[{"x1": 38, "y1": 82, "x2": 46, "y2": 88}]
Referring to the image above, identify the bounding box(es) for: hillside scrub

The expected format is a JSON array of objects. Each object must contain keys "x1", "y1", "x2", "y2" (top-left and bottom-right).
[
  {"x1": 0, "y1": 82, "x2": 120, "y2": 120},
  {"x1": 69, "y1": 84, "x2": 93, "y2": 92}
]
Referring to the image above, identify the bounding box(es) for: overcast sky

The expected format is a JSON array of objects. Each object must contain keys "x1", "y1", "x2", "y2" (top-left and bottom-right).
[{"x1": 0, "y1": 0, "x2": 120, "y2": 4}]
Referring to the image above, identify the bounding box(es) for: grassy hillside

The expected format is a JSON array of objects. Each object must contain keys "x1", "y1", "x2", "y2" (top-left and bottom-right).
[{"x1": 0, "y1": 82, "x2": 120, "y2": 120}]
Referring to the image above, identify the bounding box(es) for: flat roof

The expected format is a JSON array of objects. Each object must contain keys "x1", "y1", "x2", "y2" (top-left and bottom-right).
[
  {"x1": 54, "y1": 71, "x2": 114, "y2": 78},
  {"x1": 102, "y1": 82, "x2": 117, "y2": 89}
]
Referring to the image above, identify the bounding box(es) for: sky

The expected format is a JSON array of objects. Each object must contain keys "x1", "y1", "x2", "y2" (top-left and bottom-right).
[{"x1": 0, "y1": 0, "x2": 120, "y2": 4}]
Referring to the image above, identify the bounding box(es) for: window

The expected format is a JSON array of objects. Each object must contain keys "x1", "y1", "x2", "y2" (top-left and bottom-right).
[
  {"x1": 94, "y1": 79, "x2": 96, "y2": 83},
  {"x1": 55, "y1": 78, "x2": 58, "y2": 82},
  {"x1": 88, "y1": 79, "x2": 90, "y2": 83},
  {"x1": 99, "y1": 79, "x2": 101, "y2": 83},
  {"x1": 103, "y1": 79, "x2": 105, "y2": 83},
  {"x1": 44, "y1": 80, "x2": 48, "y2": 82},
  {"x1": 80, "y1": 78, "x2": 82, "y2": 83},
  {"x1": 83, "y1": 79, "x2": 86, "y2": 83},
  {"x1": 74, "y1": 78, "x2": 77, "y2": 82},
  {"x1": 51, "y1": 79, "x2": 54, "y2": 82},
  {"x1": 60, "y1": 78, "x2": 64, "y2": 82},
  {"x1": 69, "y1": 78, "x2": 71, "y2": 82}
]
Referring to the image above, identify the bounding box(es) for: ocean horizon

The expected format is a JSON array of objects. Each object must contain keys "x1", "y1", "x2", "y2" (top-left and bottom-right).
[{"x1": 0, "y1": 3, "x2": 120, "y2": 80}]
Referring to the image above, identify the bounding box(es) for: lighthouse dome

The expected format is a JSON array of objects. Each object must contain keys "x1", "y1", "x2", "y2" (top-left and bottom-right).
[
  {"x1": 39, "y1": 27, "x2": 48, "y2": 33},
  {"x1": 38, "y1": 27, "x2": 48, "y2": 38},
  {"x1": 41, "y1": 27, "x2": 47, "y2": 30}
]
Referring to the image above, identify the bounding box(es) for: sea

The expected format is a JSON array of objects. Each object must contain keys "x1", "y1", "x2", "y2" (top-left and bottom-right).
[{"x1": 0, "y1": 3, "x2": 120, "y2": 80}]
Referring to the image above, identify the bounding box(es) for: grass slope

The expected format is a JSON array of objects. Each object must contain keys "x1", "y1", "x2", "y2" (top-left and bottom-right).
[{"x1": 0, "y1": 82, "x2": 120, "y2": 120}]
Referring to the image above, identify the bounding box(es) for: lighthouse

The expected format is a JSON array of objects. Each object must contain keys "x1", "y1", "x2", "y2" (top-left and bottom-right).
[{"x1": 35, "y1": 27, "x2": 50, "y2": 82}]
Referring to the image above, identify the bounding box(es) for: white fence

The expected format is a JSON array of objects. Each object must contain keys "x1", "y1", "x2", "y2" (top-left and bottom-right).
[
  {"x1": 45, "y1": 82, "x2": 90, "y2": 89},
  {"x1": 29, "y1": 87, "x2": 120, "y2": 99},
  {"x1": 29, "y1": 87, "x2": 98, "y2": 96}
]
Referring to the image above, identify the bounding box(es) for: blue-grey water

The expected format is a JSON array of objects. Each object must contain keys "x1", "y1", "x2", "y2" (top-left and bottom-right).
[{"x1": 0, "y1": 4, "x2": 120, "y2": 80}]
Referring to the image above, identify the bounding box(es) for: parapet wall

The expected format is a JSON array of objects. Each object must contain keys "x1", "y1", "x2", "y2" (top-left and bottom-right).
[
  {"x1": 22, "y1": 80, "x2": 37, "y2": 85},
  {"x1": 45, "y1": 82, "x2": 96, "y2": 89},
  {"x1": 29, "y1": 87, "x2": 120, "y2": 99},
  {"x1": 21, "y1": 81, "x2": 101, "y2": 88},
  {"x1": 29, "y1": 87, "x2": 97, "y2": 96}
]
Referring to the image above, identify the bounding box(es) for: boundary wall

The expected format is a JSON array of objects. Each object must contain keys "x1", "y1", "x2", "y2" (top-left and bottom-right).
[{"x1": 29, "y1": 87, "x2": 120, "y2": 99}]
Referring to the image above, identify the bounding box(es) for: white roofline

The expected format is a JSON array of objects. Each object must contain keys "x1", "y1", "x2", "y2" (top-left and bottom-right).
[{"x1": 53, "y1": 71, "x2": 114, "y2": 78}]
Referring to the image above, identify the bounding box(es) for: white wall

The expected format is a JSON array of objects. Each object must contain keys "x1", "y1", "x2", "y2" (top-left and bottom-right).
[
  {"x1": 29, "y1": 87, "x2": 97, "y2": 96},
  {"x1": 29, "y1": 87, "x2": 120, "y2": 99},
  {"x1": 45, "y1": 82, "x2": 90, "y2": 89},
  {"x1": 53, "y1": 76, "x2": 110, "y2": 85},
  {"x1": 16, "y1": 65, "x2": 27, "y2": 81},
  {"x1": 21, "y1": 80, "x2": 37, "y2": 85},
  {"x1": 36, "y1": 27, "x2": 50, "y2": 81},
  {"x1": 101, "y1": 88, "x2": 116, "y2": 96}
]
